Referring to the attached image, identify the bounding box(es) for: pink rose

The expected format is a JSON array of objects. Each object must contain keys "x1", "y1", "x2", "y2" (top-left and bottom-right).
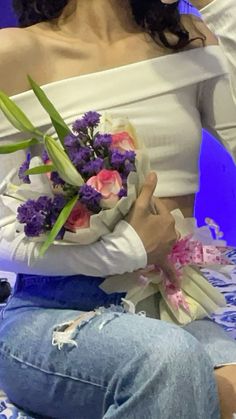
[
  {"x1": 65, "y1": 202, "x2": 92, "y2": 232},
  {"x1": 111, "y1": 131, "x2": 135, "y2": 152},
  {"x1": 87, "y1": 169, "x2": 122, "y2": 209}
]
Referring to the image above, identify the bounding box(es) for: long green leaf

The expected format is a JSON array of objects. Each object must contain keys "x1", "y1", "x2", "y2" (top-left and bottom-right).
[
  {"x1": 39, "y1": 195, "x2": 78, "y2": 257},
  {"x1": 25, "y1": 164, "x2": 55, "y2": 175},
  {"x1": 45, "y1": 135, "x2": 84, "y2": 186},
  {"x1": 0, "y1": 90, "x2": 40, "y2": 134},
  {"x1": 28, "y1": 76, "x2": 71, "y2": 144},
  {"x1": 0, "y1": 138, "x2": 38, "y2": 154}
]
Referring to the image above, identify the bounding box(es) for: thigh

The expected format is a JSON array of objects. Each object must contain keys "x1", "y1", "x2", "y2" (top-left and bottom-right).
[{"x1": 0, "y1": 307, "x2": 214, "y2": 419}]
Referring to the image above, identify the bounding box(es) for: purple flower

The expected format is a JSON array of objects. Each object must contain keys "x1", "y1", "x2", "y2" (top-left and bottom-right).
[
  {"x1": 110, "y1": 150, "x2": 127, "y2": 167},
  {"x1": 17, "y1": 194, "x2": 67, "y2": 238},
  {"x1": 50, "y1": 172, "x2": 65, "y2": 187},
  {"x1": 83, "y1": 111, "x2": 101, "y2": 128},
  {"x1": 24, "y1": 212, "x2": 46, "y2": 237},
  {"x1": 69, "y1": 147, "x2": 93, "y2": 169},
  {"x1": 110, "y1": 150, "x2": 136, "y2": 174},
  {"x1": 124, "y1": 150, "x2": 136, "y2": 161},
  {"x1": 82, "y1": 158, "x2": 104, "y2": 176},
  {"x1": 24, "y1": 221, "x2": 44, "y2": 237},
  {"x1": 124, "y1": 160, "x2": 136, "y2": 176},
  {"x1": 17, "y1": 200, "x2": 38, "y2": 224},
  {"x1": 79, "y1": 184, "x2": 101, "y2": 213},
  {"x1": 34, "y1": 196, "x2": 52, "y2": 212},
  {"x1": 72, "y1": 112, "x2": 101, "y2": 133},
  {"x1": 18, "y1": 153, "x2": 31, "y2": 184},
  {"x1": 72, "y1": 118, "x2": 88, "y2": 133},
  {"x1": 42, "y1": 149, "x2": 49, "y2": 163},
  {"x1": 52, "y1": 194, "x2": 67, "y2": 211},
  {"x1": 17, "y1": 199, "x2": 47, "y2": 237},
  {"x1": 50, "y1": 195, "x2": 67, "y2": 224},
  {"x1": 64, "y1": 133, "x2": 78, "y2": 148},
  {"x1": 94, "y1": 133, "x2": 112, "y2": 149}
]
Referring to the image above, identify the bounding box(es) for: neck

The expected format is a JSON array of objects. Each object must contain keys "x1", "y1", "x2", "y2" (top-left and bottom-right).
[{"x1": 54, "y1": 0, "x2": 140, "y2": 43}]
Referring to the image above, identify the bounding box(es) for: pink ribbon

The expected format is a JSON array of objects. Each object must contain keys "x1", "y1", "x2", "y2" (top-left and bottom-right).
[
  {"x1": 137, "y1": 235, "x2": 231, "y2": 314},
  {"x1": 168, "y1": 235, "x2": 230, "y2": 268},
  {"x1": 164, "y1": 278, "x2": 190, "y2": 313}
]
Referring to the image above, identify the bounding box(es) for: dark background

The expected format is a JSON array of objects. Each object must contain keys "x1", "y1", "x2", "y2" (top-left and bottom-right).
[{"x1": 0, "y1": 0, "x2": 17, "y2": 27}]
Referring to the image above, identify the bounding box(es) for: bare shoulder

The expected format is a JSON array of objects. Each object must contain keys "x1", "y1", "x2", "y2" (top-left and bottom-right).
[
  {"x1": 0, "y1": 27, "x2": 40, "y2": 96},
  {"x1": 181, "y1": 14, "x2": 219, "y2": 48}
]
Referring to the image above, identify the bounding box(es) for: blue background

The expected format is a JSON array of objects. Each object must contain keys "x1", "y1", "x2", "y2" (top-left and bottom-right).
[{"x1": 1, "y1": 0, "x2": 236, "y2": 245}]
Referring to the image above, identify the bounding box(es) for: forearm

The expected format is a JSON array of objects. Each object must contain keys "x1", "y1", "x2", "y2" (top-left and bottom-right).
[{"x1": 0, "y1": 221, "x2": 147, "y2": 277}]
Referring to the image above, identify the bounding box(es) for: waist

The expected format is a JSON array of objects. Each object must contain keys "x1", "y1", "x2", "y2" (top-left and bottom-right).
[{"x1": 3, "y1": 273, "x2": 125, "y2": 314}]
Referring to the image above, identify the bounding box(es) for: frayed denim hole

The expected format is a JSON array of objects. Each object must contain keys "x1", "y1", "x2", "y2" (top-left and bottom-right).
[{"x1": 51, "y1": 305, "x2": 126, "y2": 351}]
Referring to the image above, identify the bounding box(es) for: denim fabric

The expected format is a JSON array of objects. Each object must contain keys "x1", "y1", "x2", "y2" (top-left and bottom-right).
[{"x1": 0, "y1": 273, "x2": 235, "y2": 419}]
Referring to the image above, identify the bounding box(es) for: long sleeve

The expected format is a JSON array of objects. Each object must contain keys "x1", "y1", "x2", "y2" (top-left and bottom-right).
[
  {"x1": 0, "y1": 220, "x2": 147, "y2": 276},
  {"x1": 200, "y1": 0, "x2": 236, "y2": 101}
]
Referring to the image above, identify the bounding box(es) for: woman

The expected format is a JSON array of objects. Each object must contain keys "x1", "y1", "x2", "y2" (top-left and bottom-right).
[{"x1": 0, "y1": 0, "x2": 236, "y2": 417}]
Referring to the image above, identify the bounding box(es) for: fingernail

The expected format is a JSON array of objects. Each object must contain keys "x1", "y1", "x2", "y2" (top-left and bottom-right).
[{"x1": 147, "y1": 172, "x2": 156, "y2": 182}]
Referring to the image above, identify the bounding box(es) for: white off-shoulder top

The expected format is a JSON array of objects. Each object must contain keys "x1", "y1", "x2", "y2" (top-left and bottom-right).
[
  {"x1": 1, "y1": 46, "x2": 235, "y2": 196},
  {"x1": 0, "y1": 0, "x2": 235, "y2": 277}
]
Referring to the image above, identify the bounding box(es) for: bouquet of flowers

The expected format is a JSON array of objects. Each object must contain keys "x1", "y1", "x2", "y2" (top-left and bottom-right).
[
  {"x1": 0, "y1": 77, "x2": 149, "y2": 259},
  {"x1": 0, "y1": 77, "x2": 231, "y2": 325}
]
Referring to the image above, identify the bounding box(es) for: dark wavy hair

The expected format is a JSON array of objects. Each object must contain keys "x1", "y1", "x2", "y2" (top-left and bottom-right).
[{"x1": 12, "y1": 0, "x2": 204, "y2": 50}]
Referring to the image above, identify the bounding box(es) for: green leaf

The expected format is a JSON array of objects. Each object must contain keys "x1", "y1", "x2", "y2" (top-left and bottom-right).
[
  {"x1": 0, "y1": 90, "x2": 40, "y2": 134},
  {"x1": 45, "y1": 135, "x2": 84, "y2": 186},
  {"x1": 25, "y1": 164, "x2": 55, "y2": 175},
  {"x1": 39, "y1": 195, "x2": 78, "y2": 257},
  {"x1": 0, "y1": 138, "x2": 38, "y2": 154},
  {"x1": 28, "y1": 76, "x2": 71, "y2": 144}
]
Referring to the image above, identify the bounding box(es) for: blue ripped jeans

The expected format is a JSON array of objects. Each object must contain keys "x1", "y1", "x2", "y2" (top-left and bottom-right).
[{"x1": 0, "y1": 273, "x2": 236, "y2": 419}]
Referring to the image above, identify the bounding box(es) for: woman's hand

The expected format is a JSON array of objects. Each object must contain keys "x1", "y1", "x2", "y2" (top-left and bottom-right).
[{"x1": 127, "y1": 172, "x2": 177, "y2": 266}]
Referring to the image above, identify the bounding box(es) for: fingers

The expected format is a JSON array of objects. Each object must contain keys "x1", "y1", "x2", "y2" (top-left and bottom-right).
[
  {"x1": 159, "y1": 258, "x2": 180, "y2": 286},
  {"x1": 153, "y1": 197, "x2": 172, "y2": 216},
  {"x1": 136, "y1": 172, "x2": 157, "y2": 211},
  {"x1": 153, "y1": 200, "x2": 178, "y2": 243}
]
